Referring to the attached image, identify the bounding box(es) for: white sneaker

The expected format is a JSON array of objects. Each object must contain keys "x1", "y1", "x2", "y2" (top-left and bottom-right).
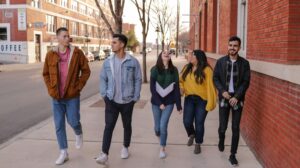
[
  {"x1": 159, "y1": 150, "x2": 167, "y2": 159},
  {"x1": 75, "y1": 134, "x2": 83, "y2": 149},
  {"x1": 121, "y1": 147, "x2": 129, "y2": 159},
  {"x1": 55, "y1": 150, "x2": 69, "y2": 165},
  {"x1": 96, "y1": 152, "x2": 108, "y2": 165}
]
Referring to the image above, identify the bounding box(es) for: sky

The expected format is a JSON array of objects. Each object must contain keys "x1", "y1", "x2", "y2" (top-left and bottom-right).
[{"x1": 123, "y1": 0, "x2": 190, "y2": 44}]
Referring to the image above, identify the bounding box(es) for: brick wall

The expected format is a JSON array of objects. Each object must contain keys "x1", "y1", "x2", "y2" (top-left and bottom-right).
[
  {"x1": 241, "y1": 72, "x2": 300, "y2": 168},
  {"x1": 247, "y1": 0, "x2": 300, "y2": 64},
  {"x1": 206, "y1": 0, "x2": 217, "y2": 52}
]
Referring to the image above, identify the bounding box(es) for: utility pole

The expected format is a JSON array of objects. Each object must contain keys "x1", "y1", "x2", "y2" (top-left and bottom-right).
[{"x1": 176, "y1": 0, "x2": 180, "y2": 58}]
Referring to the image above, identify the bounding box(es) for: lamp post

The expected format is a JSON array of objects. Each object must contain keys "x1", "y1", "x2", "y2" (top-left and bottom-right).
[
  {"x1": 85, "y1": 33, "x2": 89, "y2": 53},
  {"x1": 155, "y1": 26, "x2": 160, "y2": 57}
]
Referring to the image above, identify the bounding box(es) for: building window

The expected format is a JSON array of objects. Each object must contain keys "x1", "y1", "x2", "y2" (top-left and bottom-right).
[
  {"x1": 237, "y1": 0, "x2": 247, "y2": 56},
  {"x1": 80, "y1": 24, "x2": 87, "y2": 36},
  {"x1": 79, "y1": 4, "x2": 86, "y2": 15},
  {"x1": 46, "y1": 15, "x2": 56, "y2": 33},
  {"x1": 72, "y1": 22, "x2": 78, "y2": 35},
  {"x1": 71, "y1": 0, "x2": 78, "y2": 11},
  {"x1": 61, "y1": 18, "x2": 68, "y2": 28},
  {"x1": 87, "y1": 8, "x2": 93, "y2": 17},
  {"x1": 87, "y1": 25, "x2": 92, "y2": 37},
  {"x1": 31, "y1": 0, "x2": 40, "y2": 8},
  {"x1": 47, "y1": 0, "x2": 56, "y2": 4},
  {"x1": 60, "y1": 0, "x2": 67, "y2": 7},
  {"x1": 0, "y1": 27, "x2": 8, "y2": 41}
]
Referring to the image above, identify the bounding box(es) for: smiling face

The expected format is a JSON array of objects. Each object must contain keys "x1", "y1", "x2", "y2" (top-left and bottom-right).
[
  {"x1": 228, "y1": 40, "x2": 240, "y2": 56},
  {"x1": 161, "y1": 50, "x2": 171, "y2": 62}
]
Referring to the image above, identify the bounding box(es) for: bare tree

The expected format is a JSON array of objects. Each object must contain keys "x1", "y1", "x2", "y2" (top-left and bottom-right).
[
  {"x1": 94, "y1": 0, "x2": 125, "y2": 35},
  {"x1": 151, "y1": 0, "x2": 173, "y2": 51},
  {"x1": 131, "y1": 0, "x2": 153, "y2": 83}
]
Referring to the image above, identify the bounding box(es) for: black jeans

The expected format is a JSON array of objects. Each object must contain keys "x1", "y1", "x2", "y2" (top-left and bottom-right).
[
  {"x1": 102, "y1": 97, "x2": 135, "y2": 155},
  {"x1": 218, "y1": 98, "x2": 243, "y2": 155}
]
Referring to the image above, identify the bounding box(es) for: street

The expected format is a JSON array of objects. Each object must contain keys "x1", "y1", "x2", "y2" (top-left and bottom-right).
[{"x1": 0, "y1": 61, "x2": 103, "y2": 144}]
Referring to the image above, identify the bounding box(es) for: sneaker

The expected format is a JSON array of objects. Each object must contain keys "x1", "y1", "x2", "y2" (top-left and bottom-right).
[
  {"x1": 75, "y1": 134, "x2": 83, "y2": 149},
  {"x1": 159, "y1": 150, "x2": 167, "y2": 159},
  {"x1": 229, "y1": 154, "x2": 238, "y2": 166},
  {"x1": 218, "y1": 139, "x2": 224, "y2": 152},
  {"x1": 187, "y1": 134, "x2": 195, "y2": 146},
  {"x1": 121, "y1": 147, "x2": 129, "y2": 159},
  {"x1": 96, "y1": 152, "x2": 108, "y2": 165},
  {"x1": 55, "y1": 150, "x2": 69, "y2": 165},
  {"x1": 194, "y1": 144, "x2": 201, "y2": 154}
]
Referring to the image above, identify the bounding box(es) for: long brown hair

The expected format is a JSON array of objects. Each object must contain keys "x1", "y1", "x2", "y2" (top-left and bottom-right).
[{"x1": 156, "y1": 51, "x2": 175, "y2": 74}]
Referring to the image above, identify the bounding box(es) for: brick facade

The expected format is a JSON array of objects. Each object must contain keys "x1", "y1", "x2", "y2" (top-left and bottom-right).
[{"x1": 190, "y1": 0, "x2": 300, "y2": 167}]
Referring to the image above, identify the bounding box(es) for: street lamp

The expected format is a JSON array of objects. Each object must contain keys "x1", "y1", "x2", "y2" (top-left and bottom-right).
[{"x1": 155, "y1": 26, "x2": 160, "y2": 57}]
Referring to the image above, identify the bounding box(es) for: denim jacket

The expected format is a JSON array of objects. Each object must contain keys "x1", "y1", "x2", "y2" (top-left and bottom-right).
[{"x1": 100, "y1": 54, "x2": 142, "y2": 102}]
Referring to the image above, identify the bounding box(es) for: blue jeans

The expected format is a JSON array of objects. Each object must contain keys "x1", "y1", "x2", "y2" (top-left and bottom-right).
[
  {"x1": 152, "y1": 104, "x2": 174, "y2": 147},
  {"x1": 52, "y1": 97, "x2": 82, "y2": 150},
  {"x1": 183, "y1": 95, "x2": 208, "y2": 144}
]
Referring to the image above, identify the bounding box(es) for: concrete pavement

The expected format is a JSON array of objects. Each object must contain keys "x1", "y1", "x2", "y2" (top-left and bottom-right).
[{"x1": 0, "y1": 55, "x2": 262, "y2": 168}]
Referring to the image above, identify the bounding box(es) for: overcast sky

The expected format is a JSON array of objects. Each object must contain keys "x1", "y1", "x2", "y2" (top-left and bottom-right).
[{"x1": 123, "y1": 0, "x2": 190, "y2": 44}]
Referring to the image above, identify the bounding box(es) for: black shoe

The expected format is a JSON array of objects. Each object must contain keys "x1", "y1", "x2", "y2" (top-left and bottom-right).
[
  {"x1": 229, "y1": 154, "x2": 238, "y2": 166},
  {"x1": 194, "y1": 144, "x2": 201, "y2": 154},
  {"x1": 187, "y1": 135, "x2": 195, "y2": 146},
  {"x1": 218, "y1": 140, "x2": 224, "y2": 152}
]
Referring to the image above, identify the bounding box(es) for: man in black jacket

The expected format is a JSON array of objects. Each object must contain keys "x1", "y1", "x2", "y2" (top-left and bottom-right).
[{"x1": 213, "y1": 36, "x2": 250, "y2": 166}]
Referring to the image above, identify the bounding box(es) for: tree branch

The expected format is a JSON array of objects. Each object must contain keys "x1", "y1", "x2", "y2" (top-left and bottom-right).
[{"x1": 95, "y1": 0, "x2": 115, "y2": 35}]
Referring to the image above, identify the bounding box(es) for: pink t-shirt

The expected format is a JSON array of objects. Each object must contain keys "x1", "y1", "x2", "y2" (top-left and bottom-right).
[{"x1": 58, "y1": 47, "x2": 70, "y2": 98}]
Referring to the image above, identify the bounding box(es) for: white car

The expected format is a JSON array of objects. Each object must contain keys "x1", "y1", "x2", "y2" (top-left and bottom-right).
[
  {"x1": 85, "y1": 51, "x2": 95, "y2": 62},
  {"x1": 146, "y1": 47, "x2": 152, "y2": 53}
]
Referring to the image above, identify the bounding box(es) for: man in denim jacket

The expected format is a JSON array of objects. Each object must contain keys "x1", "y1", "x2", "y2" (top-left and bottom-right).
[{"x1": 96, "y1": 34, "x2": 142, "y2": 165}]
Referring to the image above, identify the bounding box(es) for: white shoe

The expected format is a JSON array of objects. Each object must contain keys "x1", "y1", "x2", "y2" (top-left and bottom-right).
[
  {"x1": 159, "y1": 150, "x2": 167, "y2": 159},
  {"x1": 121, "y1": 147, "x2": 129, "y2": 159},
  {"x1": 55, "y1": 150, "x2": 69, "y2": 165},
  {"x1": 96, "y1": 152, "x2": 108, "y2": 165},
  {"x1": 75, "y1": 134, "x2": 83, "y2": 149}
]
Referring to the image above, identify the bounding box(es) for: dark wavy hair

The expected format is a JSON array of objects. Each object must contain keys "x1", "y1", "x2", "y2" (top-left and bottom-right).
[
  {"x1": 181, "y1": 49, "x2": 210, "y2": 84},
  {"x1": 155, "y1": 51, "x2": 175, "y2": 74}
]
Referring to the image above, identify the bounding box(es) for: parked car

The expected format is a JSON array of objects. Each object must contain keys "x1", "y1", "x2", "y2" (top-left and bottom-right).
[
  {"x1": 85, "y1": 51, "x2": 95, "y2": 62},
  {"x1": 92, "y1": 50, "x2": 106, "y2": 61},
  {"x1": 104, "y1": 49, "x2": 113, "y2": 58},
  {"x1": 146, "y1": 47, "x2": 152, "y2": 53}
]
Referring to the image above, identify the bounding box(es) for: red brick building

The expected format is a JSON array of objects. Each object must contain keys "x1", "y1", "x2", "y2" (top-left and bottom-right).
[
  {"x1": 190, "y1": 0, "x2": 300, "y2": 167},
  {"x1": 0, "y1": 0, "x2": 112, "y2": 63}
]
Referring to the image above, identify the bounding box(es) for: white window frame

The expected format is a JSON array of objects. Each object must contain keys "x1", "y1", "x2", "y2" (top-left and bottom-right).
[
  {"x1": 46, "y1": 15, "x2": 56, "y2": 33},
  {"x1": 0, "y1": 23, "x2": 10, "y2": 41},
  {"x1": 47, "y1": 0, "x2": 56, "y2": 4},
  {"x1": 71, "y1": 0, "x2": 78, "y2": 11},
  {"x1": 237, "y1": 0, "x2": 248, "y2": 57},
  {"x1": 61, "y1": 18, "x2": 68, "y2": 28},
  {"x1": 30, "y1": 0, "x2": 40, "y2": 8},
  {"x1": 60, "y1": 0, "x2": 67, "y2": 8},
  {"x1": 72, "y1": 22, "x2": 78, "y2": 35},
  {"x1": 79, "y1": 4, "x2": 86, "y2": 15}
]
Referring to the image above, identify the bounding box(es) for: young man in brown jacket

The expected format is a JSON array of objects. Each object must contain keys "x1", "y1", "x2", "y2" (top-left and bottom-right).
[{"x1": 42, "y1": 27, "x2": 90, "y2": 165}]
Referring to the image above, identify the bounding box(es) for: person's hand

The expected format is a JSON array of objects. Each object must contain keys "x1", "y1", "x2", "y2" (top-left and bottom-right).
[
  {"x1": 180, "y1": 88, "x2": 184, "y2": 96},
  {"x1": 229, "y1": 97, "x2": 238, "y2": 107},
  {"x1": 178, "y1": 110, "x2": 183, "y2": 115},
  {"x1": 160, "y1": 104, "x2": 165, "y2": 110},
  {"x1": 222, "y1": 91, "x2": 231, "y2": 100}
]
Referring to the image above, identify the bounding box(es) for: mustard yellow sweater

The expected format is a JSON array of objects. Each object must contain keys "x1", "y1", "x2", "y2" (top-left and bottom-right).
[{"x1": 179, "y1": 67, "x2": 217, "y2": 111}]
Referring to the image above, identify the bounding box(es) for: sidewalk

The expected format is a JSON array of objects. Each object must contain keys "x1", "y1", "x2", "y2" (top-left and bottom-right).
[
  {"x1": 0, "y1": 62, "x2": 43, "y2": 72},
  {"x1": 0, "y1": 56, "x2": 262, "y2": 168}
]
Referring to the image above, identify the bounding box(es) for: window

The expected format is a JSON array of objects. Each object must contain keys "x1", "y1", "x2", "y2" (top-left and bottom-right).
[
  {"x1": 60, "y1": 0, "x2": 67, "y2": 7},
  {"x1": 80, "y1": 24, "x2": 87, "y2": 36},
  {"x1": 87, "y1": 25, "x2": 92, "y2": 37},
  {"x1": 31, "y1": 0, "x2": 40, "y2": 8},
  {"x1": 61, "y1": 18, "x2": 68, "y2": 28},
  {"x1": 237, "y1": 0, "x2": 247, "y2": 56},
  {"x1": 46, "y1": 15, "x2": 56, "y2": 32},
  {"x1": 87, "y1": 8, "x2": 93, "y2": 17},
  {"x1": 72, "y1": 22, "x2": 78, "y2": 35},
  {"x1": 0, "y1": 27, "x2": 7, "y2": 41},
  {"x1": 71, "y1": 0, "x2": 78, "y2": 11},
  {"x1": 79, "y1": 4, "x2": 86, "y2": 15},
  {"x1": 47, "y1": 0, "x2": 56, "y2": 4}
]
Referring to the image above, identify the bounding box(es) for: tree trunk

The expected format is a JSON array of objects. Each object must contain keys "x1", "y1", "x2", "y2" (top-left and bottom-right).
[
  {"x1": 115, "y1": 18, "x2": 123, "y2": 34},
  {"x1": 142, "y1": 31, "x2": 147, "y2": 83}
]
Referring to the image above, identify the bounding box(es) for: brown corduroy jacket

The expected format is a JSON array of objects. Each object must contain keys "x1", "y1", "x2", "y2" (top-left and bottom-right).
[{"x1": 42, "y1": 45, "x2": 91, "y2": 100}]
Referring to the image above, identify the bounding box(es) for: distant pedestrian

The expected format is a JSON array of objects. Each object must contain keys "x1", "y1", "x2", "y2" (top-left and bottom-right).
[
  {"x1": 213, "y1": 36, "x2": 251, "y2": 166},
  {"x1": 42, "y1": 27, "x2": 91, "y2": 165},
  {"x1": 180, "y1": 49, "x2": 217, "y2": 154},
  {"x1": 150, "y1": 50, "x2": 182, "y2": 159},
  {"x1": 96, "y1": 34, "x2": 142, "y2": 165}
]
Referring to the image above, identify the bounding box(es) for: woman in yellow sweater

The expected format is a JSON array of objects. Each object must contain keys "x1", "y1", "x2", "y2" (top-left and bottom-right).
[{"x1": 180, "y1": 49, "x2": 217, "y2": 154}]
